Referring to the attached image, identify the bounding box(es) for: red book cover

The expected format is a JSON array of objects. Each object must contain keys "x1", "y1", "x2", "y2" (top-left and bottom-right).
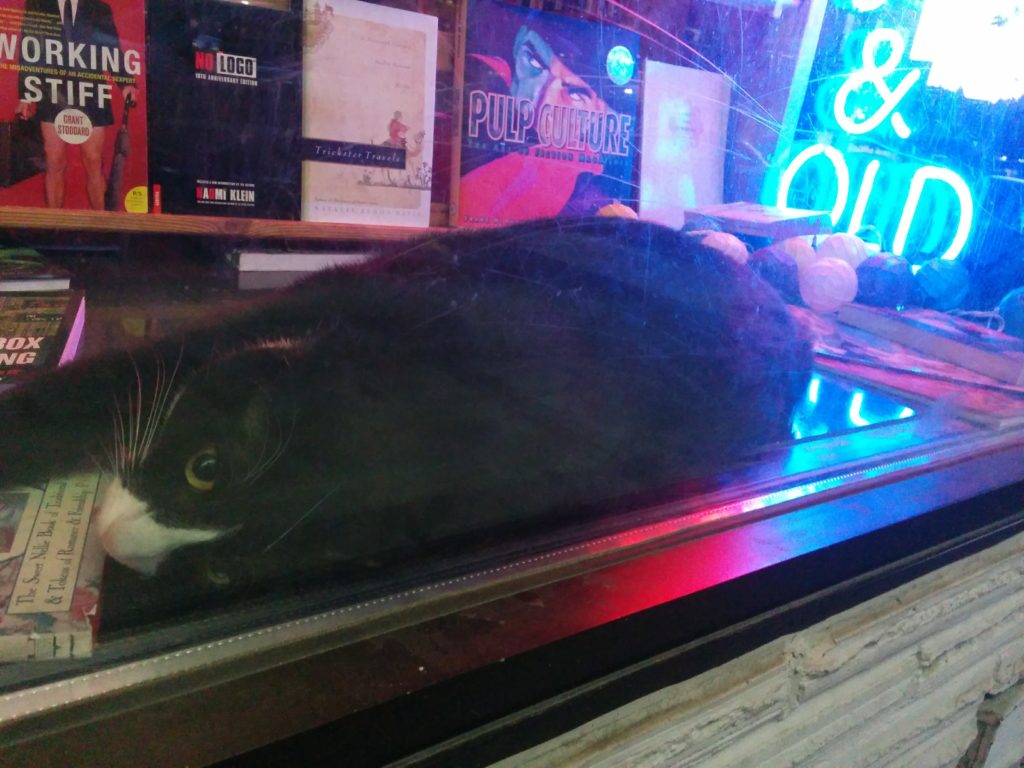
[
  {"x1": 0, "y1": 0, "x2": 148, "y2": 212},
  {"x1": 456, "y1": 0, "x2": 639, "y2": 227}
]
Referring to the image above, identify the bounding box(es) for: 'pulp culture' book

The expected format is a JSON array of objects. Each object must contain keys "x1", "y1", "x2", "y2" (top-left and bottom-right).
[
  {"x1": 147, "y1": 0, "x2": 302, "y2": 219},
  {"x1": 456, "y1": 0, "x2": 639, "y2": 227},
  {"x1": 0, "y1": 472, "x2": 106, "y2": 660},
  {"x1": 301, "y1": 0, "x2": 437, "y2": 227},
  {"x1": 0, "y1": 0, "x2": 148, "y2": 212},
  {"x1": 639, "y1": 60, "x2": 731, "y2": 229},
  {"x1": 0, "y1": 291, "x2": 85, "y2": 392},
  {"x1": 838, "y1": 303, "x2": 1024, "y2": 386}
]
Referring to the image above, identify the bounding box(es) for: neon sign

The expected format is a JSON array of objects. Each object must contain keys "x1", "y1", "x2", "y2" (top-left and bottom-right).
[
  {"x1": 772, "y1": 1, "x2": 976, "y2": 262},
  {"x1": 833, "y1": 28, "x2": 919, "y2": 139}
]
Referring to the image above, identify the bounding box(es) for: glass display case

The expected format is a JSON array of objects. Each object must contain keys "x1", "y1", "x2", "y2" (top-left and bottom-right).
[{"x1": 0, "y1": 0, "x2": 1023, "y2": 765}]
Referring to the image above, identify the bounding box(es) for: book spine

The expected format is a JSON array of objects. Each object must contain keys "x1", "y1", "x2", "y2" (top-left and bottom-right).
[
  {"x1": 840, "y1": 307, "x2": 1024, "y2": 386},
  {"x1": 0, "y1": 629, "x2": 93, "y2": 661}
]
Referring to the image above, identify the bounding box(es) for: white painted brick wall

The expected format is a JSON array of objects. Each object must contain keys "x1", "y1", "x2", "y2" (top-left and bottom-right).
[{"x1": 496, "y1": 530, "x2": 1024, "y2": 768}]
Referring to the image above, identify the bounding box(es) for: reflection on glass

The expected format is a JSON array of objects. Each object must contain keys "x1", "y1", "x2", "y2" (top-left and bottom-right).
[
  {"x1": 791, "y1": 370, "x2": 916, "y2": 441},
  {"x1": 0, "y1": 219, "x2": 814, "y2": 616}
]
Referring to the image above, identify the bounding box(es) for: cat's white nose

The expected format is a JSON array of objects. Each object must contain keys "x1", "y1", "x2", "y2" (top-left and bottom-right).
[{"x1": 95, "y1": 477, "x2": 225, "y2": 574}]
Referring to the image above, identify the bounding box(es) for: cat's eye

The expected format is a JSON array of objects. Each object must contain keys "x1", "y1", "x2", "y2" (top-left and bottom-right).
[{"x1": 184, "y1": 447, "x2": 219, "y2": 491}]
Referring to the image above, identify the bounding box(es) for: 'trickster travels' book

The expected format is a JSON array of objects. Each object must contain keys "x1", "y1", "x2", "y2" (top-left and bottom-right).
[
  {"x1": 0, "y1": 472, "x2": 106, "y2": 660},
  {"x1": 147, "y1": 0, "x2": 302, "y2": 219},
  {"x1": 0, "y1": 0, "x2": 148, "y2": 212},
  {"x1": 456, "y1": 0, "x2": 639, "y2": 227},
  {"x1": 301, "y1": 0, "x2": 438, "y2": 227}
]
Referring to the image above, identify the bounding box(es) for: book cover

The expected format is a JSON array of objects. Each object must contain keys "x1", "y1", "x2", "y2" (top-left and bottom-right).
[
  {"x1": 0, "y1": 291, "x2": 85, "y2": 391},
  {"x1": 0, "y1": 247, "x2": 71, "y2": 291},
  {"x1": 837, "y1": 303, "x2": 1024, "y2": 386},
  {"x1": 456, "y1": 0, "x2": 639, "y2": 227},
  {"x1": 790, "y1": 305, "x2": 1024, "y2": 429},
  {"x1": 0, "y1": 472, "x2": 106, "y2": 660},
  {"x1": 817, "y1": 356, "x2": 1024, "y2": 430},
  {"x1": 684, "y1": 202, "x2": 832, "y2": 239},
  {"x1": 301, "y1": 0, "x2": 437, "y2": 227},
  {"x1": 0, "y1": 0, "x2": 148, "y2": 212},
  {"x1": 232, "y1": 248, "x2": 369, "y2": 272},
  {"x1": 147, "y1": 0, "x2": 302, "y2": 219},
  {"x1": 639, "y1": 60, "x2": 731, "y2": 229}
]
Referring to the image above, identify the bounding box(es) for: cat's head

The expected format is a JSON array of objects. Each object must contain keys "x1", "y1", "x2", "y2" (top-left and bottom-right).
[{"x1": 94, "y1": 340, "x2": 306, "y2": 577}]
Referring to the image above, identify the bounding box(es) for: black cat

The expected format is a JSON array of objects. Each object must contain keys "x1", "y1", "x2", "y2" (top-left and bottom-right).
[{"x1": 0, "y1": 218, "x2": 812, "y2": 590}]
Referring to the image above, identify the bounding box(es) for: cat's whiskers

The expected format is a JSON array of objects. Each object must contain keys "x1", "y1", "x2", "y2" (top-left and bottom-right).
[
  {"x1": 113, "y1": 345, "x2": 188, "y2": 485},
  {"x1": 241, "y1": 406, "x2": 297, "y2": 487},
  {"x1": 111, "y1": 398, "x2": 129, "y2": 481},
  {"x1": 137, "y1": 346, "x2": 184, "y2": 466},
  {"x1": 135, "y1": 353, "x2": 165, "y2": 468},
  {"x1": 130, "y1": 355, "x2": 145, "y2": 471}
]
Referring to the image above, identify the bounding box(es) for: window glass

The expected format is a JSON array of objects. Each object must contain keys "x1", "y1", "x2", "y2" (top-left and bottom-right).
[{"x1": 0, "y1": 0, "x2": 1020, "y2": 704}]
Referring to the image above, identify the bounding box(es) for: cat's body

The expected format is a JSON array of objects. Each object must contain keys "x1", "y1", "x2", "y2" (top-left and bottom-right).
[{"x1": 0, "y1": 218, "x2": 812, "y2": 588}]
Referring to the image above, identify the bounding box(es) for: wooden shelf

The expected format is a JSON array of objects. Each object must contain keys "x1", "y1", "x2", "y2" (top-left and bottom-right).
[{"x1": 0, "y1": 207, "x2": 448, "y2": 242}]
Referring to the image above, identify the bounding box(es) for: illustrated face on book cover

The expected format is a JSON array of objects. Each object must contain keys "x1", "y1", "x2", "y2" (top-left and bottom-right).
[
  {"x1": 0, "y1": 219, "x2": 811, "y2": 594},
  {"x1": 512, "y1": 26, "x2": 607, "y2": 114}
]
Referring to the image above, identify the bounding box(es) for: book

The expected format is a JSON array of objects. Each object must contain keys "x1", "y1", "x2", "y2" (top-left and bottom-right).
[
  {"x1": 837, "y1": 303, "x2": 1024, "y2": 386},
  {"x1": 232, "y1": 248, "x2": 369, "y2": 272},
  {"x1": 790, "y1": 305, "x2": 1024, "y2": 429},
  {"x1": 639, "y1": 60, "x2": 731, "y2": 229},
  {"x1": 0, "y1": 291, "x2": 86, "y2": 392},
  {"x1": 301, "y1": 0, "x2": 437, "y2": 227},
  {"x1": 147, "y1": 0, "x2": 303, "y2": 219},
  {"x1": 231, "y1": 249, "x2": 370, "y2": 290},
  {"x1": 816, "y1": 356, "x2": 1024, "y2": 430},
  {"x1": 0, "y1": 248, "x2": 71, "y2": 291},
  {"x1": 0, "y1": 0, "x2": 148, "y2": 212},
  {"x1": 0, "y1": 472, "x2": 106, "y2": 660},
  {"x1": 683, "y1": 202, "x2": 833, "y2": 239},
  {"x1": 455, "y1": 0, "x2": 639, "y2": 227}
]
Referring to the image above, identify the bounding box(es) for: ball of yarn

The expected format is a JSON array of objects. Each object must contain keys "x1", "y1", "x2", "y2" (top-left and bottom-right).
[
  {"x1": 799, "y1": 256, "x2": 859, "y2": 313},
  {"x1": 914, "y1": 258, "x2": 970, "y2": 310},
  {"x1": 776, "y1": 237, "x2": 818, "y2": 274},
  {"x1": 817, "y1": 232, "x2": 869, "y2": 270},
  {"x1": 749, "y1": 246, "x2": 801, "y2": 303},
  {"x1": 701, "y1": 231, "x2": 749, "y2": 265},
  {"x1": 997, "y1": 287, "x2": 1024, "y2": 339},
  {"x1": 855, "y1": 252, "x2": 913, "y2": 308},
  {"x1": 596, "y1": 201, "x2": 639, "y2": 220}
]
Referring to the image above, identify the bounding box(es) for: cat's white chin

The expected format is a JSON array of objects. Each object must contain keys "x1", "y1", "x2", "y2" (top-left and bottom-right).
[{"x1": 95, "y1": 477, "x2": 228, "y2": 575}]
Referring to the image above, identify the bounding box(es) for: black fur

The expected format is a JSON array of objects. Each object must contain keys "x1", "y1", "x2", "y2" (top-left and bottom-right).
[{"x1": 0, "y1": 218, "x2": 812, "y2": 588}]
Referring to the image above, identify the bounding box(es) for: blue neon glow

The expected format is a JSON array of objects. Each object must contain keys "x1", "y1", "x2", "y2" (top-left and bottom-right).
[
  {"x1": 606, "y1": 46, "x2": 636, "y2": 86},
  {"x1": 833, "y1": 28, "x2": 920, "y2": 138},
  {"x1": 777, "y1": 144, "x2": 849, "y2": 225},
  {"x1": 899, "y1": 407, "x2": 916, "y2": 419},
  {"x1": 769, "y1": 4, "x2": 979, "y2": 262},
  {"x1": 848, "y1": 391, "x2": 871, "y2": 427},
  {"x1": 807, "y1": 376, "x2": 821, "y2": 405},
  {"x1": 911, "y1": 0, "x2": 1024, "y2": 103},
  {"x1": 852, "y1": 0, "x2": 888, "y2": 10},
  {"x1": 847, "y1": 159, "x2": 880, "y2": 236},
  {"x1": 893, "y1": 166, "x2": 974, "y2": 261}
]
